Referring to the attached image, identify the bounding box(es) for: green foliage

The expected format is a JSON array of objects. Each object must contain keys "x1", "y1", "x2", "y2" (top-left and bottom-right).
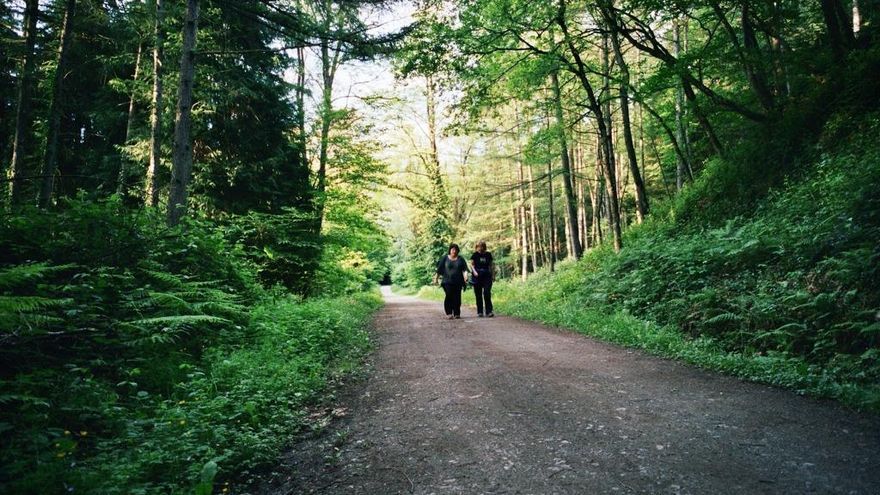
[
  {"x1": 223, "y1": 208, "x2": 321, "y2": 294},
  {"x1": 427, "y1": 112, "x2": 880, "y2": 410},
  {"x1": 314, "y1": 109, "x2": 393, "y2": 295},
  {"x1": 0, "y1": 197, "x2": 383, "y2": 493}
]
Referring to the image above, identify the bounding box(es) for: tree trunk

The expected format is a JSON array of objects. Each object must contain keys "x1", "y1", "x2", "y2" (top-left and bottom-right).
[
  {"x1": 425, "y1": 75, "x2": 447, "y2": 208},
  {"x1": 550, "y1": 69, "x2": 583, "y2": 259},
  {"x1": 517, "y1": 159, "x2": 529, "y2": 279},
  {"x1": 118, "y1": 41, "x2": 143, "y2": 195},
  {"x1": 682, "y1": 80, "x2": 725, "y2": 158},
  {"x1": 709, "y1": 1, "x2": 775, "y2": 113},
  {"x1": 315, "y1": 4, "x2": 343, "y2": 230},
  {"x1": 547, "y1": 158, "x2": 557, "y2": 272},
  {"x1": 853, "y1": 0, "x2": 861, "y2": 38},
  {"x1": 166, "y1": 0, "x2": 199, "y2": 226},
  {"x1": 145, "y1": 0, "x2": 165, "y2": 208},
  {"x1": 296, "y1": 45, "x2": 307, "y2": 165},
  {"x1": 557, "y1": 3, "x2": 622, "y2": 251},
  {"x1": 674, "y1": 21, "x2": 687, "y2": 191},
  {"x1": 38, "y1": 0, "x2": 77, "y2": 208},
  {"x1": 608, "y1": 26, "x2": 649, "y2": 222},
  {"x1": 820, "y1": 0, "x2": 853, "y2": 56},
  {"x1": 592, "y1": 141, "x2": 604, "y2": 246},
  {"x1": 7, "y1": 0, "x2": 39, "y2": 206},
  {"x1": 526, "y1": 161, "x2": 540, "y2": 271}
]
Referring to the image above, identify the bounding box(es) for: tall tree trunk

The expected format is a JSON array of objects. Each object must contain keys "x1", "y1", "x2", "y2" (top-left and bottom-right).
[
  {"x1": 577, "y1": 145, "x2": 588, "y2": 249},
  {"x1": 682, "y1": 81, "x2": 724, "y2": 158},
  {"x1": 547, "y1": 158, "x2": 557, "y2": 272},
  {"x1": 820, "y1": 0, "x2": 853, "y2": 56},
  {"x1": 550, "y1": 69, "x2": 583, "y2": 259},
  {"x1": 853, "y1": 0, "x2": 861, "y2": 38},
  {"x1": 741, "y1": 5, "x2": 775, "y2": 112},
  {"x1": 593, "y1": 142, "x2": 605, "y2": 246},
  {"x1": 557, "y1": 3, "x2": 622, "y2": 251},
  {"x1": 315, "y1": 4, "x2": 343, "y2": 230},
  {"x1": 7, "y1": 0, "x2": 39, "y2": 206},
  {"x1": 425, "y1": 75, "x2": 447, "y2": 208},
  {"x1": 38, "y1": 0, "x2": 77, "y2": 208},
  {"x1": 145, "y1": 0, "x2": 165, "y2": 208},
  {"x1": 674, "y1": 20, "x2": 687, "y2": 191},
  {"x1": 118, "y1": 41, "x2": 143, "y2": 195},
  {"x1": 296, "y1": 45, "x2": 307, "y2": 165},
  {"x1": 709, "y1": 1, "x2": 775, "y2": 112},
  {"x1": 166, "y1": 0, "x2": 199, "y2": 226},
  {"x1": 517, "y1": 159, "x2": 529, "y2": 279},
  {"x1": 608, "y1": 26, "x2": 649, "y2": 222},
  {"x1": 526, "y1": 162, "x2": 541, "y2": 271}
]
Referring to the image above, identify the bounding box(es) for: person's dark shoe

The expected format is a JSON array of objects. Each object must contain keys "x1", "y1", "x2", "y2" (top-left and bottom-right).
[
  {"x1": 454, "y1": 315, "x2": 461, "y2": 319},
  {"x1": 487, "y1": 312, "x2": 494, "y2": 317},
  {"x1": 478, "y1": 313, "x2": 484, "y2": 317}
]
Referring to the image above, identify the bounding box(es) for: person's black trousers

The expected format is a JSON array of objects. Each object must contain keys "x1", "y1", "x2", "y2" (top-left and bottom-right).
[
  {"x1": 474, "y1": 281, "x2": 493, "y2": 315},
  {"x1": 442, "y1": 283, "x2": 463, "y2": 316}
]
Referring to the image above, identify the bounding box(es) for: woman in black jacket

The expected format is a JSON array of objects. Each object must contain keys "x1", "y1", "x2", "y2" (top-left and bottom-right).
[
  {"x1": 433, "y1": 243, "x2": 469, "y2": 319},
  {"x1": 469, "y1": 240, "x2": 495, "y2": 317}
]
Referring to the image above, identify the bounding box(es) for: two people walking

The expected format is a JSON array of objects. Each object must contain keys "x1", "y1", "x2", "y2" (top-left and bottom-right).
[{"x1": 433, "y1": 241, "x2": 494, "y2": 319}]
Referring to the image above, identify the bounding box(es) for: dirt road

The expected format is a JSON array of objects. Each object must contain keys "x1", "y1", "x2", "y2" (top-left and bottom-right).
[{"x1": 263, "y1": 288, "x2": 880, "y2": 494}]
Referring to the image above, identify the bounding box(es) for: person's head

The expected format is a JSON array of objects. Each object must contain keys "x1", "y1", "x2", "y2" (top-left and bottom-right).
[
  {"x1": 448, "y1": 243, "x2": 460, "y2": 256},
  {"x1": 475, "y1": 240, "x2": 487, "y2": 253}
]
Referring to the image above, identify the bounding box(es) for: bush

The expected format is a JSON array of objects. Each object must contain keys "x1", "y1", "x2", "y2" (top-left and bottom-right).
[
  {"x1": 469, "y1": 113, "x2": 880, "y2": 410},
  {"x1": 0, "y1": 198, "x2": 383, "y2": 494}
]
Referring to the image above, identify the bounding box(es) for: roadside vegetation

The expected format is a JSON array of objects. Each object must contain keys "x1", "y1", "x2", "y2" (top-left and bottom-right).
[{"x1": 418, "y1": 110, "x2": 880, "y2": 411}]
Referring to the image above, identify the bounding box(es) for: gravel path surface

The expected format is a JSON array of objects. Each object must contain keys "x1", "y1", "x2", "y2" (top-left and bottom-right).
[{"x1": 260, "y1": 287, "x2": 880, "y2": 494}]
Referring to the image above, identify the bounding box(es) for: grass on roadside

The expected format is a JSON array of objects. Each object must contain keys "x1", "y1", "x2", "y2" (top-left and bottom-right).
[{"x1": 415, "y1": 282, "x2": 879, "y2": 411}]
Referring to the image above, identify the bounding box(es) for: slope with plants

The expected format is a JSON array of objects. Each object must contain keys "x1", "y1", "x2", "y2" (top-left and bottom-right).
[{"x1": 488, "y1": 108, "x2": 880, "y2": 410}]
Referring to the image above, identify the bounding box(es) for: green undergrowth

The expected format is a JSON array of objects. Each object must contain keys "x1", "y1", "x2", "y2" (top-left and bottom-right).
[
  {"x1": 417, "y1": 112, "x2": 880, "y2": 411},
  {"x1": 0, "y1": 199, "x2": 383, "y2": 494}
]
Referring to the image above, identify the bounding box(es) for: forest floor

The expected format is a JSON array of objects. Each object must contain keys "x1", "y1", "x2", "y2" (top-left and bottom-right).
[{"x1": 252, "y1": 287, "x2": 880, "y2": 494}]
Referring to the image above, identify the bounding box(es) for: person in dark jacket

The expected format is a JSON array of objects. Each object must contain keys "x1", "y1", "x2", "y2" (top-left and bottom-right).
[
  {"x1": 433, "y1": 243, "x2": 469, "y2": 319},
  {"x1": 469, "y1": 240, "x2": 495, "y2": 317}
]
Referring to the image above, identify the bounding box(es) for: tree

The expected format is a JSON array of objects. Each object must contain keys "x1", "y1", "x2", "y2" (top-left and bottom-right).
[
  {"x1": 167, "y1": 0, "x2": 199, "y2": 226},
  {"x1": 7, "y1": 0, "x2": 39, "y2": 206},
  {"x1": 145, "y1": 0, "x2": 165, "y2": 208},
  {"x1": 38, "y1": 0, "x2": 77, "y2": 208}
]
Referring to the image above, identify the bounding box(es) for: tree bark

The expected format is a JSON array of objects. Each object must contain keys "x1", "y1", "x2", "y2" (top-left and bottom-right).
[
  {"x1": 118, "y1": 41, "x2": 143, "y2": 195},
  {"x1": 166, "y1": 0, "x2": 199, "y2": 226},
  {"x1": 708, "y1": 1, "x2": 775, "y2": 113},
  {"x1": 820, "y1": 0, "x2": 853, "y2": 56},
  {"x1": 517, "y1": 158, "x2": 529, "y2": 279},
  {"x1": 315, "y1": 2, "x2": 344, "y2": 230},
  {"x1": 853, "y1": 0, "x2": 861, "y2": 38},
  {"x1": 682, "y1": 80, "x2": 725, "y2": 158},
  {"x1": 607, "y1": 22, "x2": 649, "y2": 222},
  {"x1": 38, "y1": 0, "x2": 77, "y2": 208},
  {"x1": 556, "y1": 2, "x2": 622, "y2": 251},
  {"x1": 145, "y1": 0, "x2": 165, "y2": 208},
  {"x1": 425, "y1": 75, "x2": 447, "y2": 208},
  {"x1": 550, "y1": 69, "x2": 584, "y2": 259},
  {"x1": 296, "y1": 44, "x2": 307, "y2": 165},
  {"x1": 547, "y1": 158, "x2": 557, "y2": 272},
  {"x1": 674, "y1": 21, "x2": 687, "y2": 191},
  {"x1": 8, "y1": 0, "x2": 39, "y2": 206},
  {"x1": 526, "y1": 161, "x2": 541, "y2": 271}
]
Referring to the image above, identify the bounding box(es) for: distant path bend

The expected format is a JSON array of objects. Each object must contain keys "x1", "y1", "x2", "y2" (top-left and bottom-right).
[{"x1": 267, "y1": 287, "x2": 880, "y2": 494}]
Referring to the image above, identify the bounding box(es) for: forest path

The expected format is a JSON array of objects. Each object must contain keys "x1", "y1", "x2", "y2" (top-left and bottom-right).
[{"x1": 261, "y1": 287, "x2": 880, "y2": 494}]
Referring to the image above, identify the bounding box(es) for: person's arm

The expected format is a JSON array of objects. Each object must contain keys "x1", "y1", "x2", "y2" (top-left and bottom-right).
[{"x1": 434, "y1": 256, "x2": 445, "y2": 285}]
